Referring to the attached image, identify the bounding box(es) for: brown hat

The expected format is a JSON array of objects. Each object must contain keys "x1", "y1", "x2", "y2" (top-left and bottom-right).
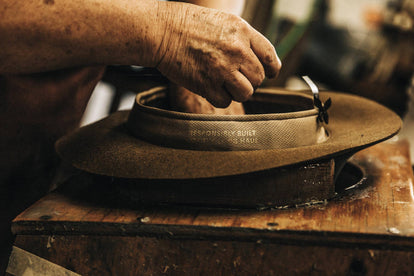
[{"x1": 56, "y1": 86, "x2": 401, "y2": 179}]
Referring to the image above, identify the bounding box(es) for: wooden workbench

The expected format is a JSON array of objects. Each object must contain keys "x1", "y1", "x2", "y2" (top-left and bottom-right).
[{"x1": 7, "y1": 141, "x2": 414, "y2": 275}]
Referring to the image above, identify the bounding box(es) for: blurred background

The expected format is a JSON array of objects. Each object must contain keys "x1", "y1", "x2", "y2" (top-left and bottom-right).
[
  {"x1": 267, "y1": 0, "x2": 414, "y2": 161},
  {"x1": 82, "y1": 0, "x2": 414, "y2": 160}
]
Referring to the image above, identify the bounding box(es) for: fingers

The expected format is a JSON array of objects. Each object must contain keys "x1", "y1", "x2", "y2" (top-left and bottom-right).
[
  {"x1": 249, "y1": 28, "x2": 282, "y2": 78},
  {"x1": 207, "y1": 53, "x2": 263, "y2": 106},
  {"x1": 224, "y1": 71, "x2": 254, "y2": 102},
  {"x1": 239, "y1": 49, "x2": 265, "y2": 90},
  {"x1": 205, "y1": 86, "x2": 233, "y2": 108},
  {"x1": 157, "y1": 8, "x2": 281, "y2": 108}
]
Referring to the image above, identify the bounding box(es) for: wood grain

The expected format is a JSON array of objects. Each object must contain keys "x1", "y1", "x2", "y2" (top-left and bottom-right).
[
  {"x1": 11, "y1": 140, "x2": 414, "y2": 275},
  {"x1": 13, "y1": 235, "x2": 414, "y2": 276}
]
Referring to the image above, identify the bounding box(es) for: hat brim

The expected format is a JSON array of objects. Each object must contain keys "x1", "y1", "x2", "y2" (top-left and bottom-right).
[{"x1": 56, "y1": 91, "x2": 401, "y2": 179}]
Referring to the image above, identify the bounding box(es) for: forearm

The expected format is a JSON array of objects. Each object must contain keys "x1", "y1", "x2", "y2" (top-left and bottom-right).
[
  {"x1": 1, "y1": 0, "x2": 280, "y2": 107},
  {"x1": 0, "y1": 0, "x2": 166, "y2": 74}
]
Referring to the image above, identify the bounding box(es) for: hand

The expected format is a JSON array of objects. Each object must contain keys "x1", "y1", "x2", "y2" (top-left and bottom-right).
[
  {"x1": 154, "y1": 1, "x2": 281, "y2": 108},
  {"x1": 169, "y1": 84, "x2": 245, "y2": 115}
]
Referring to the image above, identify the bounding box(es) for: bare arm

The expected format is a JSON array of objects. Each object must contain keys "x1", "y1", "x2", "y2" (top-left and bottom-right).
[
  {"x1": 0, "y1": 0, "x2": 164, "y2": 73},
  {"x1": 0, "y1": 0, "x2": 280, "y2": 107}
]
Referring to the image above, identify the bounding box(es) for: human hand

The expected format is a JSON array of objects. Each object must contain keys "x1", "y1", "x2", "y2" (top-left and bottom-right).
[
  {"x1": 153, "y1": 1, "x2": 281, "y2": 108},
  {"x1": 169, "y1": 84, "x2": 245, "y2": 115}
]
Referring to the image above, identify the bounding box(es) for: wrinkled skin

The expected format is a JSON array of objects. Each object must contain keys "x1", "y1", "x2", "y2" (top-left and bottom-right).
[
  {"x1": 0, "y1": 0, "x2": 280, "y2": 109},
  {"x1": 155, "y1": 2, "x2": 281, "y2": 108},
  {"x1": 0, "y1": 1, "x2": 281, "y2": 272}
]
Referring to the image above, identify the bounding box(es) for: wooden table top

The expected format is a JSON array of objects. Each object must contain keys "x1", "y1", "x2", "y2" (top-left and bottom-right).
[{"x1": 12, "y1": 140, "x2": 414, "y2": 250}]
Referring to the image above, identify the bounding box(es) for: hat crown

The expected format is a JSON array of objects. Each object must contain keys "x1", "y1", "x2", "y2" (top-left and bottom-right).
[{"x1": 126, "y1": 87, "x2": 329, "y2": 151}]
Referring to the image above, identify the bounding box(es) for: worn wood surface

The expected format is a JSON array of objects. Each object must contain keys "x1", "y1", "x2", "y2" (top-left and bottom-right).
[
  {"x1": 11, "y1": 140, "x2": 414, "y2": 275},
  {"x1": 13, "y1": 234, "x2": 414, "y2": 276}
]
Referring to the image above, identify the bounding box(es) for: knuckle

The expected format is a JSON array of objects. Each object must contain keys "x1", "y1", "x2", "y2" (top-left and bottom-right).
[
  {"x1": 236, "y1": 19, "x2": 250, "y2": 33},
  {"x1": 264, "y1": 54, "x2": 282, "y2": 77},
  {"x1": 258, "y1": 66, "x2": 266, "y2": 82},
  {"x1": 226, "y1": 13, "x2": 240, "y2": 22},
  {"x1": 251, "y1": 68, "x2": 265, "y2": 89},
  {"x1": 264, "y1": 53, "x2": 275, "y2": 65},
  {"x1": 248, "y1": 77, "x2": 259, "y2": 89},
  {"x1": 251, "y1": 79, "x2": 262, "y2": 90},
  {"x1": 240, "y1": 88, "x2": 254, "y2": 101},
  {"x1": 224, "y1": 15, "x2": 249, "y2": 36},
  {"x1": 233, "y1": 82, "x2": 253, "y2": 102},
  {"x1": 262, "y1": 44, "x2": 277, "y2": 64},
  {"x1": 227, "y1": 41, "x2": 245, "y2": 56}
]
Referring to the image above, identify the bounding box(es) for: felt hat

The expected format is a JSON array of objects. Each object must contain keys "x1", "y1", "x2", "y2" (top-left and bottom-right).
[{"x1": 56, "y1": 86, "x2": 401, "y2": 179}]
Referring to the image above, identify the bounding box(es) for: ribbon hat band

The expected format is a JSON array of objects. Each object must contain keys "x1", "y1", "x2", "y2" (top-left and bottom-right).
[
  {"x1": 55, "y1": 87, "x2": 401, "y2": 179},
  {"x1": 126, "y1": 87, "x2": 329, "y2": 151}
]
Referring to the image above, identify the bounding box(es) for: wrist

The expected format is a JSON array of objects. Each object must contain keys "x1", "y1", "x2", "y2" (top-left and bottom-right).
[
  {"x1": 130, "y1": 0, "x2": 169, "y2": 67},
  {"x1": 107, "y1": 0, "x2": 172, "y2": 68},
  {"x1": 150, "y1": 0, "x2": 174, "y2": 68},
  {"x1": 150, "y1": 1, "x2": 189, "y2": 69}
]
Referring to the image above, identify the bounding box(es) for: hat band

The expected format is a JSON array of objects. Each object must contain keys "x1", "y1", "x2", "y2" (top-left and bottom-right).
[{"x1": 127, "y1": 87, "x2": 328, "y2": 151}]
